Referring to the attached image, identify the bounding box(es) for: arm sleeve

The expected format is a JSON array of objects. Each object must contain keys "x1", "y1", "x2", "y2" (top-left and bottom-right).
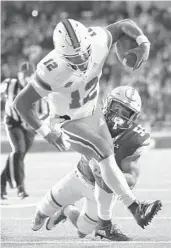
[{"x1": 106, "y1": 19, "x2": 144, "y2": 44}]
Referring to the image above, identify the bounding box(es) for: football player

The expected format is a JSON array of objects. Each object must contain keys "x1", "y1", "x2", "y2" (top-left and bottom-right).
[
  {"x1": 14, "y1": 19, "x2": 161, "y2": 227},
  {"x1": 31, "y1": 86, "x2": 161, "y2": 241}
]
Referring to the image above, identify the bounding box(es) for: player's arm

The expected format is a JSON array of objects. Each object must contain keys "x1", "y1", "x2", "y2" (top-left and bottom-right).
[
  {"x1": 13, "y1": 82, "x2": 44, "y2": 130},
  {"x1": 120, "y1": 154, "x2": 141, "y2": 189},
  {"x1": 120, "y1": 137, "x2": 151, "y2": 189},
  {"x1": 13, "y1": 74, "x2": 65, "y2": 151},
  {"x1": 105, "y1": 19, "x2": 150, "y2": 70},
  {"x1": 106, "y1": 19, "x2": 149, "y2": 45}
]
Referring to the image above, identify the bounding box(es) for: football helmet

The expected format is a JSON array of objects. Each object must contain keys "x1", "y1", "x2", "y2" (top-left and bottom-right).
[
  {"x1": 53, "y1": 19, "x2": 92, "y2": 73},
  {"x1": 103, "y1": 86, "x2": 141, "y2": 130}
]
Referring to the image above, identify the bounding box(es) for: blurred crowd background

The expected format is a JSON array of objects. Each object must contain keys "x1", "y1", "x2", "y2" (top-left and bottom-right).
[{"x1": 1, "y1": 1, "x2": 171, "y2": 130}]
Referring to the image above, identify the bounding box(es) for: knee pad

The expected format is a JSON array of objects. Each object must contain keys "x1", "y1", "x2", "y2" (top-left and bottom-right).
[{"x1": 76, "y1": 212, "x2": 97, "y2": 236}]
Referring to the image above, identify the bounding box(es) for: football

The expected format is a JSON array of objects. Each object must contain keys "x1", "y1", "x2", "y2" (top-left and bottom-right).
[{"x1": 115, "y1": 34, "x2": 138, "y2": 68}]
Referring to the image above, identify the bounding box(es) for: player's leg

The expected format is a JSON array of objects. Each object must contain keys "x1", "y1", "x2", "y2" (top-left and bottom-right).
[
  {"x1": 76, "y1": 197, "x2": 98, "y2": 238},
  {"x1": 18, "y1": 128, "x2": 36, "y2": 197},
  {"x1": 24, "y1": 128, "x2": 36, "y2": 155},
  {"x1": 6, "y1": 125, "x2": 29, "y2": 197},
  {"x1": 1, "y1": 125, "x2": 26, "y2": 196},
  {"x1": 61, "y1": 111, "x2": 136, "y2": 208},
  {"x1": 1, "y1": 124, "x2": 19, "y2": 199},
  {"x1": 1, "y1": 155, "x2": 11, "y2": 199},
  {"x1": 61, "y1": 107, "x2": 162, "y2": 228},
  {"x1": 32, "y1": 171, "x2": 83, "y2": 231},
  {"x1": 94, "y1": 183, "x2": 130, "y2": 241},
  {"x1": 47, "y1": 187, "x2": 98, "y2": 238}
]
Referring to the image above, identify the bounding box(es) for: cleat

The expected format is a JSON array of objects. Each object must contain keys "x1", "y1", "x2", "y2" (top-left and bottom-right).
[
  {"x1": 95, "y1": 221, "x2": 130, "y2": 241},
  {"x1": 132, "y1": 200, "x2": 162, "y2": 229},
  {"x1": 46, "y1": 209, "x2": 67, "y2": 230},
  {"x1": 31, "y1": 210, "x2": 48, "y2": 231},
  {"x1": 1, "y1": 192, "x2": 8, "y2": 200},
  {"x1": 17, "y1": 186, "x2": 29, "y2": 199},
  {"x1": 1, "y1": 187, "x2": 8, "y2": 200}
]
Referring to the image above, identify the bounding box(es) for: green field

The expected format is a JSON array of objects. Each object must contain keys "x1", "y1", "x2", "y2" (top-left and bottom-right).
[{"x1": 1, "y1": 150, "x2": 171, "y2": 248}]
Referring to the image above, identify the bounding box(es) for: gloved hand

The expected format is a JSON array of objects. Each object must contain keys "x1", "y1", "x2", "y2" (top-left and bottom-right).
[
  {"x1": 125, "y1": 42, "x2": 150, "y2": 71},
  {"x1": 44, "y1": 128, "x2": 70, "y2": 151}
]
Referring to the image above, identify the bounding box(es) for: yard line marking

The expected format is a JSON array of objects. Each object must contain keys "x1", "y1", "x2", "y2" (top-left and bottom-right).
[
  {"x1": 1, "y1": 200, "x2": 171, "y2": 209},
  {"x1": 1, "y1": 241, "x2": 171, "y2": 244},
  {"x1": 0, "y1": 203, "x2": 37, "y2": 208},
  {"x1": 136, "y1": 188, "x2": 171, "y2": 192},
  {"x1": 1, "y1": 216, "x2": 171, "y2": 220},
  {"x1": 16, "y1": 188, "x2": 171, "y2": 193}
]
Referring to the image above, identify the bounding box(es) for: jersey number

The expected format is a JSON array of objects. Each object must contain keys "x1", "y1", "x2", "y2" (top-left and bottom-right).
[
  {"x1": 133, "y1": 125, "x2": 146, "y2": 137},
  {"x1": 43, "y1": 59, "x2": 58, "y2": 71},
  {"x1": 69, "y1": 77, "x2": 98, "y2": 109}
]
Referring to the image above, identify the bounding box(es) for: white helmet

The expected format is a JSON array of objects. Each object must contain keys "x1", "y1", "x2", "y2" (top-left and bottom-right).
[
  {"x1": 103, "y1": 86, "x2": 141, "y2": 130},
  {"x1": 53, "y1": 19, "x2": 92, "y2": 73}
]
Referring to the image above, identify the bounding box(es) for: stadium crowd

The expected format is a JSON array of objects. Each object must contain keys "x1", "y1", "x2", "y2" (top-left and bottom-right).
[{"x1": 1, "y1": 1, "x2": 171, "y2": 129}]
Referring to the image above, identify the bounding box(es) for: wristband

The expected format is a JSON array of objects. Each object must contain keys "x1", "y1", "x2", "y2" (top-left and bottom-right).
[
  {"x1": 136, "y1": 35, "x2": 150, "y2": 46},
  {"x1": 36, "y1": 124, "x2": 51, "y2": 137}
]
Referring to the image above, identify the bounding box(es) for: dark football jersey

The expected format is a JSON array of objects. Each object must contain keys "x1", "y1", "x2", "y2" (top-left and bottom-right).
[
  {"x1": 4, "y1": 78, "x2": 23, "y2": 123},
  {"x1": 77, "y1": 122, "x2": 150, "y2": 193},
  {"x1": 2, "y1": 77, "x2": 49, "y2": 126}
]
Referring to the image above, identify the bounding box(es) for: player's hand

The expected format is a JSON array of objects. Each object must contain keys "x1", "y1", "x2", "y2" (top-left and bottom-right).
[
  {"x1": 125, "y1": 43, "x2": 150, "y2": 71},
  {"x1": 21, "y1": 122, "x2": 34, "y2": 131},
  {"x1": 44, "y1": 129, "x2": 69, "y2": 151}
]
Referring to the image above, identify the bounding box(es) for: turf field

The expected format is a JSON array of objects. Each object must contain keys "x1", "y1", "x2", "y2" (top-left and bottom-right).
[{"x1": 1, "y1": 149, "x2": 171, "y2": 248}]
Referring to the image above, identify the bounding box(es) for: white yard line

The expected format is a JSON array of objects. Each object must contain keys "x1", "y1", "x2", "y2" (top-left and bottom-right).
[
  {"x1": 0, "y1": 200, "x2": 171, "y2": 209},
  {"x1": 1, "y1": 241, "x2": 171, "y2": 244},
  {"x1": 1, "y1": 217, "x2": 171, "y2": 220},
  {"x1": 16, "y1": 188, "x2": 170, "y2": 193},
  {"x1": 135, "y1": 188, "x2": 171, "y2": 192}
]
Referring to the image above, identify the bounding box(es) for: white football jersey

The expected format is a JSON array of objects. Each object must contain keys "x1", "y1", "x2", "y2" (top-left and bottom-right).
[{"x1": 31, "y1": 27, "x2": 112, "y2": 119}]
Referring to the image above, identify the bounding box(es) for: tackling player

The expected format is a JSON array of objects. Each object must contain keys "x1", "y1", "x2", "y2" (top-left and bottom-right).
[
  {"x1": 31, "y1": 86, "x2": 161, "y2": 241},
  {"x1": 14, "y1": 19, "x2": 161, "y2": 227}
]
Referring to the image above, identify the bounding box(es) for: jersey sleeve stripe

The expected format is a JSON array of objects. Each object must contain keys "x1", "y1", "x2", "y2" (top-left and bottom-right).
[{"x1": 34, "y1": 72, "x2": 52, "y2": 91}]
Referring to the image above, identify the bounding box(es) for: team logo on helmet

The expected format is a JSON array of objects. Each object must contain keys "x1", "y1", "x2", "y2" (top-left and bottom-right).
[{"x1": 125, "y1": 87, "x2": 136, "y2": 102}]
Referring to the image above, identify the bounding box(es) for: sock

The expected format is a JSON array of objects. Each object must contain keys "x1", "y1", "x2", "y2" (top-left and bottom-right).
[
  {"x1": 128, "y1": 201, "x2": 139, "y2": 214},
  {"x1": 63, "y1": 205, "x2": 80, "y2": 228},
  {"x1": 38, "y1": 190, "x2": 61, "y2": 217},
  {"x1": 99, "y1": 154, "x2": 136, "y2": 207},
  {"x1": 94, "y1": 183, "x2": 116, "y2": 220}
]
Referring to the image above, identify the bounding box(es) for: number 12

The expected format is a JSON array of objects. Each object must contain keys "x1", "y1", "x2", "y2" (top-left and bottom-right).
[{"x1": 69, "y1": 77, "x2": 98, "y2": 109}]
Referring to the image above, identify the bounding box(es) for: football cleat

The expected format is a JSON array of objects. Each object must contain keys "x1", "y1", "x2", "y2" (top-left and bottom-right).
[
  {"x1": 1, "y1": 187, "x2": 8, "y2": 200},
  {"x1": 31, "y1": 210, "x2": 48, "y2": 231},
  {"x1": 46, "y1": 209, "x2": 67, "y2": 230},
  {"x1": 17, "y1": 186, "x2": 29, "y2": 199},
  {"x1": 95, "y1": 221, "x2": 130, "y2": 241},
  {"x1": 132, "y1": 200, "x2": 162, "y2": 229}
]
